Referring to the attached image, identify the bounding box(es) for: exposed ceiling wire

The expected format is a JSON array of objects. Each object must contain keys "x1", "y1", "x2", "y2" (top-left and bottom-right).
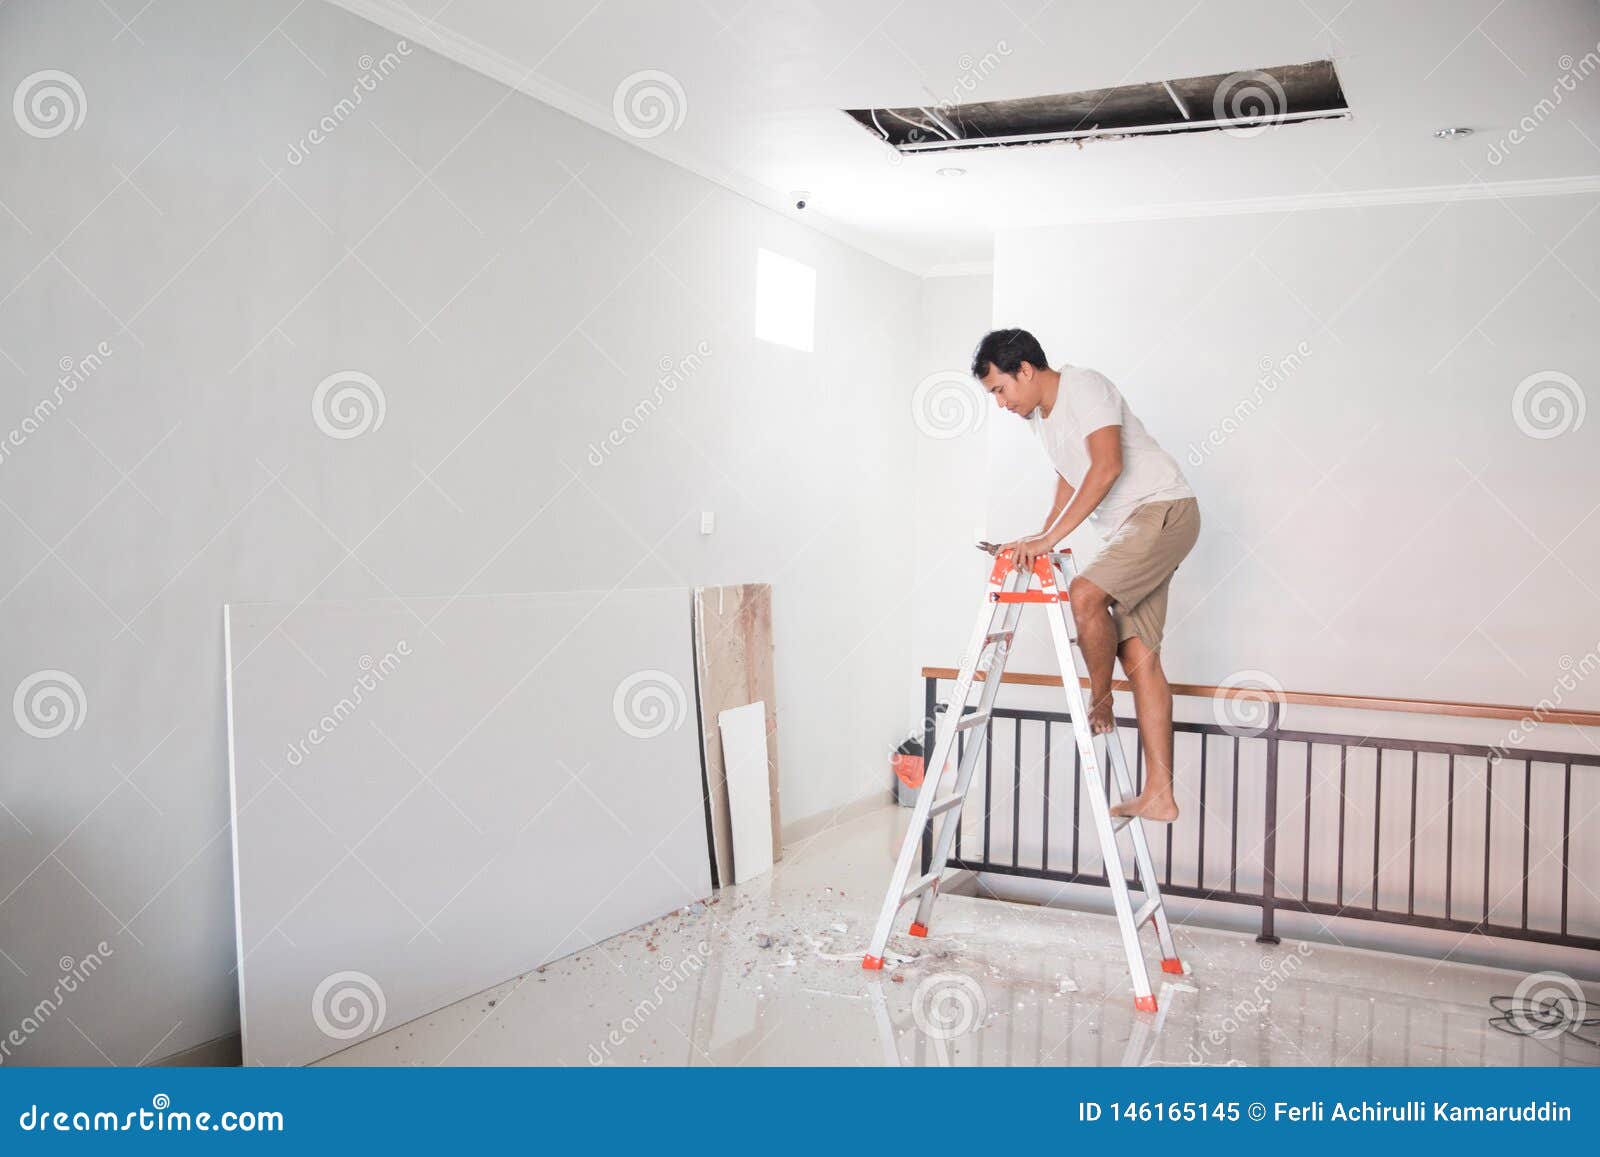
[
  {"x1": 1161, "y1": 79, "x2": 1192, "y2": 120},
  {"x1": 883, "y1": 106, "x2": 950, "y2": 140},
  {"x1": 919, "y1": 105, "x2": 963, "y2": 140}
]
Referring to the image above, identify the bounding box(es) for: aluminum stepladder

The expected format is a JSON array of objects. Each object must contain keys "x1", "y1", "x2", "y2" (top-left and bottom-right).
[{"x1": 861, "y1": 544, "x2": 1186, "y2": 1011}]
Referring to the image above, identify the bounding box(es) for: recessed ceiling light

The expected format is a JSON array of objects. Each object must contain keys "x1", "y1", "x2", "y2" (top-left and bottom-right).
[
  {"x1": 1434, "y1": 127, "x2": 1473, "y2": 139},
  {"x1": 936, "y1": 166, "x2": 967, "y2": 177}
]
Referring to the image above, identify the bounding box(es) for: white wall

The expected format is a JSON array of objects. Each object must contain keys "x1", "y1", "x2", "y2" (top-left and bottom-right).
[
  {"x1": 0, "y1": 0, "x2": 919, "y2": 1064},
  {"x1": 907, "y1": 273, "x2": 994, "y2": 733}
]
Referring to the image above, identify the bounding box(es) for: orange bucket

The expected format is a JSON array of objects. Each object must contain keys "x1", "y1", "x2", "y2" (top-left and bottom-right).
[{"x1": 891, "y1": 752, "x2": 924, "y2": 791}]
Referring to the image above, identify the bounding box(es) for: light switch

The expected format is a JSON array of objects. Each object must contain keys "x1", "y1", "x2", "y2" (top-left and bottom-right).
[{"x1": 700, "y1": 511, "x2": 715, "y2": 535}]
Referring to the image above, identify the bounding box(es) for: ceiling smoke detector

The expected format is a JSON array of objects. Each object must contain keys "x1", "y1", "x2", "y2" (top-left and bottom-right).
[
  {"x1": 936, "y1": 166, "x2": 967, "y2": 177},
  {"x1": 1434, "y1": 127, "x2": 1473, "y2": 139}
]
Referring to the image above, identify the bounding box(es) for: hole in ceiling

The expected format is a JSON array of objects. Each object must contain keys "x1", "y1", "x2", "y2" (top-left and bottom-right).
[{"x1": 845, "y1": 61, "x2": 1348, "y2": 153}]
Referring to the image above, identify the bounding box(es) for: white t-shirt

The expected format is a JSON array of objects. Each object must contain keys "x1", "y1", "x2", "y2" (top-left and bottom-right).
[{"x1": 1029, "y1": 364, "x2": 1194, "y2": 536}]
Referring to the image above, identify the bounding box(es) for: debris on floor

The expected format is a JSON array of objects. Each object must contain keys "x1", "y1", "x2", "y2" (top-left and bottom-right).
[{"x1": 312, "y1": 807, "x2": 1580, "y2": 1069}]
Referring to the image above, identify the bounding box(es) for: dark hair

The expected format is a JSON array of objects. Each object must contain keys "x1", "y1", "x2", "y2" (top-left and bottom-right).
[{"x1": 971, "y1": 329, "x2": 1048, "y2": 379}]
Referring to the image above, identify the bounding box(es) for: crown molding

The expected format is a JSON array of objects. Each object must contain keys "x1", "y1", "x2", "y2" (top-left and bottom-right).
[
  {"x1": 1022, "y1": 173, "x2": 1600, "y2": 226},
  {"x1": 923, "y1": 261, "x2": 995, "y2": 278}
]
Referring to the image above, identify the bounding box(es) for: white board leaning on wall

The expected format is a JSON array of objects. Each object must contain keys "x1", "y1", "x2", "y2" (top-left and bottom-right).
[{"x1": 224, "y1": 589, "x2": 712, "y2": 1066}]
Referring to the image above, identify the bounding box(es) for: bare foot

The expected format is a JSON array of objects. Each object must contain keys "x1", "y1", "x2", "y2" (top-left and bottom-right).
[
  {"x1": 1088, "y1": 696, "x2": 1115, "y2": 734},
  {"x1": 1110, "y1": 791, "x2": 1179, "y2": 822}
]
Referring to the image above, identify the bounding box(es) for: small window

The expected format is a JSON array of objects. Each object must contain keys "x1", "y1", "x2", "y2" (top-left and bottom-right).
[{"x1": 755, "y1": 248, "x2": 815, "y2": 352}]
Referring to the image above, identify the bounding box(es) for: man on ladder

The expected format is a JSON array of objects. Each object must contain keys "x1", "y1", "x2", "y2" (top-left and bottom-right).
[
  {"x1": 976, "y1": 328, "x2": 1200, "y2": 822},
  {"x1": 861, "y1": 329, "x2": 1201, "y2": 1011}
]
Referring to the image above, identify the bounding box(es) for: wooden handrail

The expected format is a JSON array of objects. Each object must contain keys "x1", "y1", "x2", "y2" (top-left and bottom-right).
[{"x1": 919, "y1": 666, "x2": 1600, "y2": 727}]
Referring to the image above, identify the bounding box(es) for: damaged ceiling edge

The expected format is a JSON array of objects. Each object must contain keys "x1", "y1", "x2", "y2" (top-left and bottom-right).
[{"x1": 847, "y1": 60, "x2": 1351, "y2": 154}]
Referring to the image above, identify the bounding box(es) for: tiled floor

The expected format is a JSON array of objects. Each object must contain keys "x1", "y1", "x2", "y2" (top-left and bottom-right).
[{"x1": 320, "y1": 803, "x2": 1599, "y2": 1066}]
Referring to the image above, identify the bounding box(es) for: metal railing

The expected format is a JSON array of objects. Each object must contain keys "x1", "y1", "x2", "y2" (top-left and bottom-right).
[{"x1": 918, "y1": 669, "x2": 1600, "y2": 952}]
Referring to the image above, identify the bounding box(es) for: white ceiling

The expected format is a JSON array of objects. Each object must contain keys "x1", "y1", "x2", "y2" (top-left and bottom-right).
[{"x1": 331, "y1": 0, "x2": 1600, "y2": 274}]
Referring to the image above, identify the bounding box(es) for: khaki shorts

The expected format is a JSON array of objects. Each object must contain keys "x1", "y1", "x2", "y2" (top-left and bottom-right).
[{"x1": 1080, "y1": 498, "x2": 1200, "y2": 654}]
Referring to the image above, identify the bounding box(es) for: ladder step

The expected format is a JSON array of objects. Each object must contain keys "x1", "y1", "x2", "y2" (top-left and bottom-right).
[
  {"x1": 1133, "y1": 896, "x2": 1161, "y2": 929},
  {"x1": 953, "y1": 711, "x2": 989, "y2": 732},
  {"x1": 1111, "y1": 815, "x2": 1133, "y2": 834},
  {"x1": 928, "y1": 792, "x2": 965, "y2": 817},
  {"x1": 983, "y1": 630, "x2": 1014, "y2": 645},
  {"x1": 902, "y1": 872, "x2": 940, "y2": 904}
]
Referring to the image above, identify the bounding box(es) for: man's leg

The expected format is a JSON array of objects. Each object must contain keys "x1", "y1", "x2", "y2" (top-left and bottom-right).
[
  {"x1": 1067, "y1": 575, "x2": 1117, "y2": 734},
  {"x1": 1108, "y1": 634, "x2": 1178, "y2": 821}
]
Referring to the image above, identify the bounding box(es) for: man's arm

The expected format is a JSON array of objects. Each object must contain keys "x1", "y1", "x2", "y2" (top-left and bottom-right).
[
  {"x1": 1039, "y1": 474, "x2": 1074, "y2": 536},
  {"x1": 1008, "y1": 426, "x2": 1123, "y2": 569}
]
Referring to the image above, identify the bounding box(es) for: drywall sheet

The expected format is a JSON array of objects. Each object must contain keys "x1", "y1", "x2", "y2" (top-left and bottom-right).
[
  {"x1": 224, "y1": 590, "x2": 711, "y2": 1066},
  {"x1": 719, "y1": 701, "x2": 774, "y2": 884},
  {"x1": 692, "y1": 584, "x2": 781, "y2": 884}
]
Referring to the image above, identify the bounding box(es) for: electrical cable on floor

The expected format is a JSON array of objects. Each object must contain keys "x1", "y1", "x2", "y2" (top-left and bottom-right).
[{"x1": 1487, "y1": 992, "x2": 1600, "y2": 1049}]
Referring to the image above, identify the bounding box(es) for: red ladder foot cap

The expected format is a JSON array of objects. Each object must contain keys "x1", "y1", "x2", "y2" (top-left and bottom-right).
[
  {"x1": 862, "y1": 955, "x2": 883, "y2": 970},
  {"x1": 1134, "y1": 994, "x2": 1158, "y2": 1012},
  {"x1": 908, "y1": 922, "x2": 928, "y2": 937},
  {"x1": 1161, "y1": 958, "x2": 1185, "y2": 974}
]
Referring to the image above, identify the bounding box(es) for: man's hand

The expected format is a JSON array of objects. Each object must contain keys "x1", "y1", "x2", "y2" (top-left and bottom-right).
[{"x1": 1001, "y1": 534, "x2": 1058, "y2": 572}]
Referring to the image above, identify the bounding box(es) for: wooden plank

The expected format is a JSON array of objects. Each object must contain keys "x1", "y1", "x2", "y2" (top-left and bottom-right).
[
  {"x1": 918, "y1": 667, "x2": 1600, "y2": 727},
  {"x1": 693, "y1": 584, "x2": 781, "y2": 886}
]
